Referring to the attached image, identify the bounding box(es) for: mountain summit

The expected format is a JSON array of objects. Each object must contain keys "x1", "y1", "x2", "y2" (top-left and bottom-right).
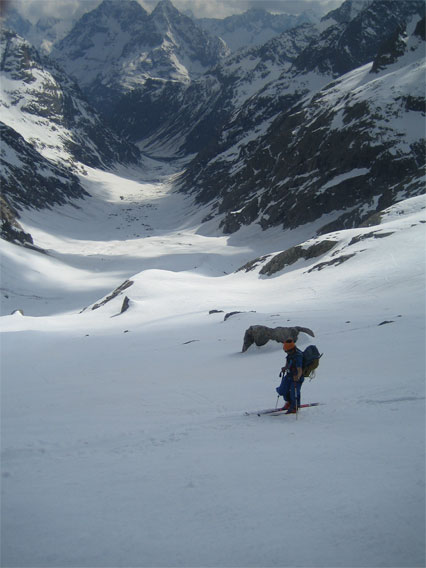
[{"x1": 52, "y1": 0, "x2": 229, "y2": 113}]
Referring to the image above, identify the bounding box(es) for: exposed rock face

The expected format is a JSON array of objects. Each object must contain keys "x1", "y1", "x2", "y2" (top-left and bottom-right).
[
  {"x1": 0, "y1": 122, "x2": 87, "y2": 210},
  {"x1": 237, "y1": 240, "x2": 337, "y2": 276},
  {"x1": 178, "y1": 2, "x2": 425, "y2": 236},
  {"x1": 197, "y1": 8, "x2": 318, "y2": 52},
  {"x1": 112, "y1": 22, "x2": 318, "y2": 153},
  {"x1": 0, "y1": 122, "x2": 90, "y2": 248},
  {"x1": 0, "y1": 122, "x2": 88, "y2": 246},
  {"x1": 91, "y1": 280, "x2": 134, "y2": 310},
  {"x1": 0, "y1": 28, "x2": 141, "y2": 247},
  {"x1": 0, "y1": 28, "x2": 141, "y2": 169},
  {"x1": 294, "y1": 0, "x2": 424, "y2": 76},
  {"x1": 0, "y1": 195, "x2": 34, "y2": 248},
  {"x1": 236, "y1": 198, "x2": 417, "y2": 280},
  {"x1": 242, "y1": 325, "x2": 315, "y2": 352},
  {"x1": 120, "y1": 296, "x2": 131, "y2": 314},
  {"x1": 52, "y1": 0, "x2": 229, "y2": 115}
]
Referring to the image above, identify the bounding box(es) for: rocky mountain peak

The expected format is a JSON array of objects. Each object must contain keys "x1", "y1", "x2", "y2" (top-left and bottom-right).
[
  {"x1": 51, "y1": 0, "x2": 229, "y2": 114},
  {"x1": 0, "y1": 28, "x2": 42, "y2": 82},
  {"x1": 151, "y1": 0, "x2": 180, "y2": 19},
  {"x1": 149, "y1": 0, "x2": 203, "y2": 42},
  {"x1": 58, "y1": 0, "x2": 148, "y2": 45},
  {"x1": 95, "y1": 0, "x2": 148, "y2": 20},
  {"x1": 35, "y1": 16, "x2": 61, "y2": 31},
  {"x1": 323, "y1": 0, "x2": 374, "y2": 25},
  {"x1": 295, "y1": 0, "x2": 425, "y2": 77}
]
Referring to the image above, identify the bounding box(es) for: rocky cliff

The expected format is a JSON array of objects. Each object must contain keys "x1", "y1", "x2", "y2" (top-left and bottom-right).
[{"x1": 177, "y1": 1, "x2": 425, "y2": 235}]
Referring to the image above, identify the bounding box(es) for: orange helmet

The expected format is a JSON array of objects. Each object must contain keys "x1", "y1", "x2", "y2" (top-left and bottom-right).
[{"x1": 283, "y1": 339, "x2": 296, "y2": 352}]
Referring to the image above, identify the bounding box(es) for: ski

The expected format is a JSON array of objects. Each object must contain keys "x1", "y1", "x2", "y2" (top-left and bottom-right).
[
  {"x1": 268, "y1": 402, "x2": 320, "y2": 416},
  {"x1": 245, "y1": 403, "x2": 320, "y2": 417}
]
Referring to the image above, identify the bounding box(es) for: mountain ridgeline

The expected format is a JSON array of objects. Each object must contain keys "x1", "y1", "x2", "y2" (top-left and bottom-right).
[
  {"x1": 51, "y1": 0, "x2": 230, "y2": 114},
  {"x1": 175, "y1": 0, "x2": 425, "y2": 234},
  {"x1": 1, "y1": 0, "x2": 425, "y2": 245}
]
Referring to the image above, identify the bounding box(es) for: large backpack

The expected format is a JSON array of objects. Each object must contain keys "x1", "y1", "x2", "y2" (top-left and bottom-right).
[{"x1": 302, "y1": 345, "x2": 322, "y2": 379}]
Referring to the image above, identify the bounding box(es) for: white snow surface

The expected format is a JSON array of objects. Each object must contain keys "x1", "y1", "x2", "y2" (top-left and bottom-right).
[{"x1": 1, "y1": 161, "x2": 425, "y2": 568}]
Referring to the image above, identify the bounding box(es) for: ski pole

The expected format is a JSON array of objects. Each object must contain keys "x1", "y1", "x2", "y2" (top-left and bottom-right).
[
  {"x1": 294, "y1": 381, "x2": 298, "y2": 420},
  {"x1": 276, "y1": 370, "x2": 283, "y2": 409}
]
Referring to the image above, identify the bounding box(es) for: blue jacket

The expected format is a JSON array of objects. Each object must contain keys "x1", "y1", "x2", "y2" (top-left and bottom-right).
[{"x1": 285, "y1": 348, "x2": 304, "y2": 378}]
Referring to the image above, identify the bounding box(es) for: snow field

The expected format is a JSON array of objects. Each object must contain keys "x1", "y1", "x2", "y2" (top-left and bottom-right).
[
  {"x1": 1, "y1": 301, "x2": 424, "y2": 567},
  {"x1": 1, "y1": 165, "x2": 425, "y2": 567}
]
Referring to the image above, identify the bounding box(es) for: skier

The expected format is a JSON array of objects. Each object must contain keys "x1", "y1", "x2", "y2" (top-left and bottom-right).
[{"x1": 276, "y1": 339, "x2": 304, "y2": 414}]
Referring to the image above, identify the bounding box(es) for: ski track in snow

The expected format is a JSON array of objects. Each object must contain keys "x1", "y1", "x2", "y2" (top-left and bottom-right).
[{"x1": 1, "y1": 160, "x2": 425, "y2": 568}]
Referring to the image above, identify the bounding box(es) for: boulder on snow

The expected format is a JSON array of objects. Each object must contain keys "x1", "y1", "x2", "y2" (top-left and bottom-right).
[
  {"x1": 91, "y1": 280, "x2": 134, "y2": 310},
  {"x1": 11, "y1": 309, "x2": 24, "y2": 316},
  {"x1": 242, "y1": 325, "x2": 315, "y2": 352},
  {"x1": 120, "y1": 296, "x2": 131, "y2": 314}
]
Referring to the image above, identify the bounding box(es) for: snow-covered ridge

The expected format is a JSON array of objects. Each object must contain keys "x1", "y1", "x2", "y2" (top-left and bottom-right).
[
  {"x1": 0, "y1": 28, "x2": 140, "y2": 170},
  {"x1": 197, "y1": 7, "x2": 319, "y2": 52}
]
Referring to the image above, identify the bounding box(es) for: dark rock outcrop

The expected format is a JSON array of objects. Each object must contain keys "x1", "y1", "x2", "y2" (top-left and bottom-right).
[
  {"x1": 0, "y1": 28, "x2": 141, "y2": 170},
  {"x1": 295, "y1": 0, "x2": 424, "y2": 76},
  {"x1": 120, "y1": 296, "x2": 131, "y2": 314},
  {"x1": 91, "y1": 280, "x2": 134, "y2": 310},
  {"x1": 242, "y1": 325, "x2": 315, "y2": 352},
  {"x1": 109, "y1": 22, "x2": 316, "y2": 151},
  {"x1": 0, "y1": 122, "x2": 88, "y2": 248},
  {"x1": 259, "y1": 241, "x2": 336, "y2": 276},
  {"x1": 0, "y1": 195, "x2": 34, "y2": 247},
  {"x1": 177, "y1": 0, "x2": 425, "y2": 236}
]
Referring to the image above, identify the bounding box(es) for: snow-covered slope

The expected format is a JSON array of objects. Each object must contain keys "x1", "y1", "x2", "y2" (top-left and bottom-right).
[
  {"x1": 0, "y1": 27, "x2": 141, "y2": 246},
  {"x1": 0, "y1": 2, "x2": 425, "y2": 565},
  {"x1": 0, "y1": 28, "x2": 140, "y2": 170},
  {"x1": 0, "y1": 121, "x2": 87, "y2": 223},
  {"x1": 1, "y1": 158, "x2": 425, "y2": 567}
]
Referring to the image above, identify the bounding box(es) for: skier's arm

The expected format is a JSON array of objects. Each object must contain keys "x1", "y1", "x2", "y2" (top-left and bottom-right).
[
  {"x1": 293, "y1": 351, "x2": 303, "y2": 381},
  {"x1": 294, "y1": 366, "x2": 303, "y2": 381}
]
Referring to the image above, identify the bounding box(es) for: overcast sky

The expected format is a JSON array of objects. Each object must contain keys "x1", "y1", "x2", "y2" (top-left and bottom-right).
[{"x1": 7, "y1": 0, "x2": 343, "y2": 23}]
